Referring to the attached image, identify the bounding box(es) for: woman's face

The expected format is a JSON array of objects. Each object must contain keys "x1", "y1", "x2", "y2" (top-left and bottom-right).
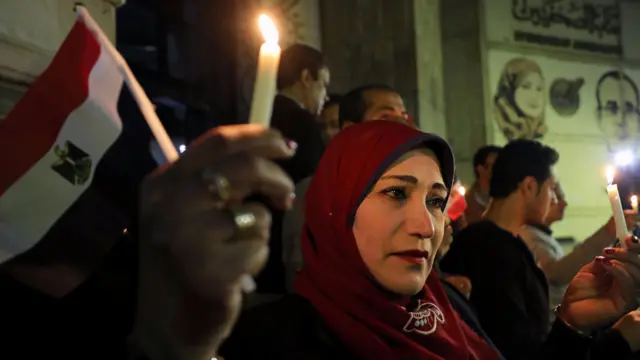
[
  {"x1": 514, "y1": 72, "x2": 545, "y2": 118},
  {"x1": 353, "y1": 148, "x2": 448, "y2": 296}
]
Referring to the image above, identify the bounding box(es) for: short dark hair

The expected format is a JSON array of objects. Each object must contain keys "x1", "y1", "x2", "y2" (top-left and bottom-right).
[
  {"x1": 338, "y1": 84, "x2": 397, "y2": 128},
  {"x1": 277, "y1": 44, "x2": 325, "y2": 90},
  {"x1": 596, "y1": 70, "x2": 639, "y2": 110},
  {"x1": 489, "y1": 140, "x2": 559, "y2": 198},
  {"x1": 324, "y1": 94, "x2": 343, "y2": 109},
  {"x1": 472, "y1": 145, "x2": 502, "y2": 178}
]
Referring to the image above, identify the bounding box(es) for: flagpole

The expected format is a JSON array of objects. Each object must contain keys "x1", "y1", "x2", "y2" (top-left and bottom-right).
[
  {"x1": 75, "y1": 5, "x2": 179, "y2": 163},
  {"x1": 74, "y1": 5, "x2": 256, "y2": 293}
]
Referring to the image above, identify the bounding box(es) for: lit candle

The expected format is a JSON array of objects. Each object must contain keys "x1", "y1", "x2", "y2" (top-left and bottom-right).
[
  {"x1": 458, "y1": 186, "x2": 466, "y2": 196},
  {"x1": 249, "y1": 15, "x2": 281, "y2": 126},
  {"x1": 631, "y1": 195, "x2": 638, "y2": 213},
  {"x1": 606, "y1": 166, "x2": 628, "y2": 247}
]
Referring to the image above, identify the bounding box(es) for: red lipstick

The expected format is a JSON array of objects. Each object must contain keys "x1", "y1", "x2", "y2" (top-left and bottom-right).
[{"x1": 392, "y1": 250, "x2": 429, "y2": 264}]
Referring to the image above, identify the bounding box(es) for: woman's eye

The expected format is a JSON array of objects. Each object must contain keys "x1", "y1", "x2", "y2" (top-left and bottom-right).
[
  {"x1": 426, "y1": 197, "x2": 446, "y2": 209},
  {"x1": 381, "y1": 187, "x2": 407, "y2": 199}
]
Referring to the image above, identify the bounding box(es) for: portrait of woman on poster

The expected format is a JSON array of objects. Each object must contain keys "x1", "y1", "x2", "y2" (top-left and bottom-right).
[{"x1": 494, "y1": 58, "x2": 548, "y2": 141}]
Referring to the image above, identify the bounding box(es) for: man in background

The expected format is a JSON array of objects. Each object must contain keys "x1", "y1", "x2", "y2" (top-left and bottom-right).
[
  {"x1": 520, "y1": 181, "x2": 637, "y2": 325},
  {"x1": 441, "y1": 140, "x2": 558, "y2": 360},
  {"x1": 319, "y1": 94, "x2": 342, "y2": 143},
  {"x1": 270, "y1": 43, "x2": 329, "y2": 184},
  {"x1": 465, "y1": 145, "x2": 502, "y2": 224},
  {"x1": 257, "y1": 44, "x2": 329, "y2": 294}
]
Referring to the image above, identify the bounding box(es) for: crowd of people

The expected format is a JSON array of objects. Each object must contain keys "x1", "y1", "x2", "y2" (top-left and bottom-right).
[{"x1": 2, "y1": 43, "x2": 640, "y2": 359}]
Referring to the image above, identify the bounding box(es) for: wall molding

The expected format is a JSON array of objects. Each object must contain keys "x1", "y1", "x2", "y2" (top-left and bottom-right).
[
  {"x1": 562, "y1": 205, "x2": 610, "y2": 218},
  {"x1": 486, "y1": 40, "x2": 640, "y2": 68},
  {"x1": 541, "y1": 132, "x2": 607, "y2": 144},
  {"x1": 104, "y1": 0, "x2": 126, "y2": 7}
]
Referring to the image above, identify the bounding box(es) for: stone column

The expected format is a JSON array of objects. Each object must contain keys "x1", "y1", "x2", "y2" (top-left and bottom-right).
[
  {"x1": 319, "y1": 0, "x2": 418, "y2": 125},
  {"x1": 440, "y1": 0, "x2": 487, "y2": 184},
  {"x1": 318, "y1": 0, "x2": 446, "y2": 136},
  {"x1": 414, "y1": 0, "x2": 446, "y2": 137}
]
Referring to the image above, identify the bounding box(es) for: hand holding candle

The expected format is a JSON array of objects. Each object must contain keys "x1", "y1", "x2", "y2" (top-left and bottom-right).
[
  {"x1": 606, "y1": 166, "x2": 628, "y2": 248},
  {"x1": 249, "y1": 15, "x2": 281, "y2": 126}
]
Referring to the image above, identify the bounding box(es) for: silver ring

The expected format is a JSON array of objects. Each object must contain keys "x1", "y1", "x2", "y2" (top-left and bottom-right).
[{"x1": 202, "y1": 169, "x2": 231, "y2": 207}]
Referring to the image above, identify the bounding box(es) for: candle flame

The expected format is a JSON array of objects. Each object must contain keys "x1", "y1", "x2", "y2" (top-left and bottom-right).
[
  {"x1": 258, "y1": 14, "x2": 279, "y2": 45},
  {"x1": 606, "y1": 166, "x2": 615, "y2": 185},
  {"x1": 632, "y1": 195, "x2": 638, "y2": 206},
  {"x1": 458, "y1": 186, "x2": 466, "y2": 196}
]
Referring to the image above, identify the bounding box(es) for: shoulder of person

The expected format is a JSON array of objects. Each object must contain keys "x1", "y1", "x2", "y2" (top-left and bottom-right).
[
  {"x1": 520, "y1": 226, "x2": 557, "y2": 250},
  {"x1": 454, "y1": 221, "x2": 509, "y2": 247},
  {"x1": 220, "y1": 294, "x2": 349, "y2": 359},
  {"x1": 445, "y1": 221, "x2": 526, "y2": 271},
  {"x1": 272, "y1": 97, "x2": 316, "y2": 124}
]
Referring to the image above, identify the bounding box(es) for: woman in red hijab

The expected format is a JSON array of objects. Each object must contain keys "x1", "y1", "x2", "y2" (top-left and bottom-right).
[{"x1": 221, "y1": 121, "x2": 640, "y2": 359}]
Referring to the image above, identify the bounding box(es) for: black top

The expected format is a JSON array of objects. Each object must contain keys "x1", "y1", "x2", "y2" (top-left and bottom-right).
[
  {"x1": 220, "y1": 294, "x2": 352, "y2": 359},
  {"x1": 269, "y1": 95, "x2": 325, "y2": 185},
  {"x1": 440, "y1": 220, "x2": 550, "y2": 360},
  {"x1": 220, "y1": 293, "x2": 631, "y2": 360},
  {"x1": 0, "y1": 231, "x2": 633, "y2": 359},
  {"x1": 255, "y1": 95, "x2": 325, "y2": 294},
  {"x1": 440, "y1": 275, "x2": 505, "y2": 359},
  {"x1": 0, "y1": 235, "x2": 137, "y2": 359}
]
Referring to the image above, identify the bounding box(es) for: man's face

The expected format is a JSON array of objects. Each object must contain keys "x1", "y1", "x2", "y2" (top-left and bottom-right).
[
  {"x1": 320, "y1": 103, "x2": 340, "y2": 141},
  {"x1": 302, "y1": 67, "x2": 330, "y2": 116},
  {"x1": 477, "y1": 152, "x2": 498, "y2": 185},
  {"x1": 544, "y1": 182, "x2": 567, "y2": 225},
  {"x1": 524, "y1": 172, "x2": 557, "y2": 225},
  {"x1": 597, "y1": 76, "x2": 640, "y2": 152},
  {"x1": 362, "y1": 90, "x2": 407, "y2": 123}
]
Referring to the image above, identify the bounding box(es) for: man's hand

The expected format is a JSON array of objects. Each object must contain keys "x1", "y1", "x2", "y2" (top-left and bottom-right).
[{"x1": 134, "y1": 125, "x2": 295, "y2": 360}]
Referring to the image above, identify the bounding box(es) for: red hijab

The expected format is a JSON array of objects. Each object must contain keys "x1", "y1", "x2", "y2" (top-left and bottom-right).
[{"x1": 294, "y1": 121, "x2": 500, "y2": 360}]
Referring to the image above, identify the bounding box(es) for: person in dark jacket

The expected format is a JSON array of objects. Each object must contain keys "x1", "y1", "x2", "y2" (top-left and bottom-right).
[
  {"x1": 221, "y1": 121, "x2": 640, "y2": 359},
  {"x1": 256, "y1": 44, "x2": 329, "y2": 294},
  {"x1": 270, "y1": 43, "x2": 329, "y2": 184}
]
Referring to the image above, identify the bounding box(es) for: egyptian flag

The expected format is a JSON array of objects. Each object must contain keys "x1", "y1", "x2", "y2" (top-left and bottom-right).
[{"x1": 0, "y1": 15, "x2": 125, "y2": 263}]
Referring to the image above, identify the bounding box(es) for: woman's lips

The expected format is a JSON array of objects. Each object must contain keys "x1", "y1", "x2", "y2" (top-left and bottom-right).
[{"x1": 392, "y1": 250, "x2": 429, "y2": 264}]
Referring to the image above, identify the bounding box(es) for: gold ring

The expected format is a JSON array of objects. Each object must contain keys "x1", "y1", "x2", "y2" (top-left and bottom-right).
[
  {"x1": 202, "y1": 169, "x2": 231, "y2": 207},
  {"x1": 229, "y1": 205, "x2": 257, "y2": 232}
]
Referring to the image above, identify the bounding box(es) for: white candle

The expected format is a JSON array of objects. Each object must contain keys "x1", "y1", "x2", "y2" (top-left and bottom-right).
[
  {"x1": 458, "y1": 186, "x2": 466, "y2": 197},
  {"x1": 631, "y1": 195, "x2": 638, "y2": 213},
  {"x1": 606, "y1": 166, "x2": 628, "y2": 247},
  {"x1": 249, "y1": 15, "x2": 281, "y2": 126}
]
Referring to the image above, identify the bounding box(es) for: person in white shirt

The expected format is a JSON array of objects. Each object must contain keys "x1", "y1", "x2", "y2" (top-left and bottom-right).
[{"x1": 520, "y1": 181, "x2": 637, "y2": 325}]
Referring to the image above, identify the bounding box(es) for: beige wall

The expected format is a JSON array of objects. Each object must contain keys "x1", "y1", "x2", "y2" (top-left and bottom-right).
[
  {"x1": 481, "y1": 0, "x2": 639, "y2": 241},
  {"x1": 0, "y1": 0, "x2": 122, "y2": 116}
]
